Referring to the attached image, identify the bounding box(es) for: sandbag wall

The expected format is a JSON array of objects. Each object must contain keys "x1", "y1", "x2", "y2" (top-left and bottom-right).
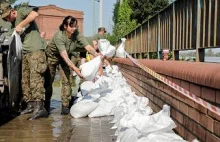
[{"x1": 113, "y1": 58, "x2": 220, "y2": 142}]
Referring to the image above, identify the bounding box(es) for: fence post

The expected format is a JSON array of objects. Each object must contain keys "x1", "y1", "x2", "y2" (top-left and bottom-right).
[
  {"x1": 140, "y1": 25, "x2": 143, "y2": 59},
  {"x1": 172, "y1": 2, "x2": 178, "y2": 60},
  {"x1": 157, "y1": 14, "x2": 161, "y2": 59},
  {"x1": 147, "y1": 21, "x2": 150, "y2": 59},
  {"x1": 196, "y1": 0, "x2": 204, "y2": 62}
]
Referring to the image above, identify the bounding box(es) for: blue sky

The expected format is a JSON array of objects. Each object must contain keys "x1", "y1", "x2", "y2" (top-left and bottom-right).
[{"x1": 14, "y1": 0, "x2": 116, "y2": 37}]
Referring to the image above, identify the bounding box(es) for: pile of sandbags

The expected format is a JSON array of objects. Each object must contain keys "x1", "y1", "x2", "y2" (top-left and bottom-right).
[{"x1": 70, "y1": 65, "x2": 187, "y2": 142}]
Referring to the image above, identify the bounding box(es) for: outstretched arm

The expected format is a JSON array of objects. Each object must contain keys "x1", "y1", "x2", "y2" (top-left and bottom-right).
[{"x1": 60, "y1": 50, "x2": 83, "y2": 78}]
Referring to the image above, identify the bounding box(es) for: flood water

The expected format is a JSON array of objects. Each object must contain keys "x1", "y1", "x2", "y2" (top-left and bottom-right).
[{"x1": 0, "y1": 87, "x2": 116, "y2": 142}]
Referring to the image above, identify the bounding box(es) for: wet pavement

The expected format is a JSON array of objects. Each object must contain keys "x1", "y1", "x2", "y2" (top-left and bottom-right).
[{"x1": 0, "y1": 87, "x2": 116, "y2": 142}]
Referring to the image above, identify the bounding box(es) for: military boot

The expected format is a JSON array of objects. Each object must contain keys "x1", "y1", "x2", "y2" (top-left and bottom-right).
[
  {"x1": 61, "y1": 105, "x2": 70, "y2": 115},
  {"x1": 20, "y1": 101, "x2": 35, "y2": 114},
  {"x1": 28, "y1": 101, "x2": 48, "y2": 120},
  {"x1": 44, "y1": 99, "x2": 51, "y2": 114}
]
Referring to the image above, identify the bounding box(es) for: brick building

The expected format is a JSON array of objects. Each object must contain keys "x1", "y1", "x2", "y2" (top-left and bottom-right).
[{"x1": 35, "y1": 5, "x2": 84, "y2": 40}]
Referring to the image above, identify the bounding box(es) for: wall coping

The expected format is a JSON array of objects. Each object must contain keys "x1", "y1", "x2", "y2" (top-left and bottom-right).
[{"x1": 113, "y1": 58, "x2": 220, "y2": 90}]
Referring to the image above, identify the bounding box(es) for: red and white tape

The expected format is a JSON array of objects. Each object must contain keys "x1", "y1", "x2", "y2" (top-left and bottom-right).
[{"x1": 125, "y1": 52, "x2": 220, "y2": 117}]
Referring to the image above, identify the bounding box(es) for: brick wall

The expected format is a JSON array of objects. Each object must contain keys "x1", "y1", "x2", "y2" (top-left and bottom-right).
[
  {"x1": 35, "y1": 5, "x2": 84, "y2": 40},
  {"x1": 113, "y1": 58, "x2": 220, "y2": 142}
]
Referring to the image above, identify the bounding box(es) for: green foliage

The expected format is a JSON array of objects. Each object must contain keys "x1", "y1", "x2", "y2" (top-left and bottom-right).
[
  {"x1": 168, "y1": 51, "x2": 172, "y2": 60},
  {"x1": 112, "y1": 1, "x2": 120, "y2": 26},
  {"x1": 180, "y1": 55, "x2": 186, "y2": 61},
  {"x1": 0, "y1": 0, "x2": 16, "y2": 5},
  {"x1": 151, "y1": 52, "x2": 158, "y2": 59},
  {"x1": 14, "y1": 2, "x2": 29, "y2": 10},
  {"x1": 112, "y1": 0, "x2": 137, "y2": 41},
  {"x1": 128, "y1": 0, "x2": 169, "y2": 24},
  {"x1": 144, "y1": 53, "x2": 148, "y2": 58},
  {"x1": 105, "y1": 33, "x2": 118, "y2": 45}
]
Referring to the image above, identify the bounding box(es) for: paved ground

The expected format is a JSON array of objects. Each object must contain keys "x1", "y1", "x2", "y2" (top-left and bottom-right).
[{"x1": 0, "y1": 87, "x2": 117, "y2": 142}]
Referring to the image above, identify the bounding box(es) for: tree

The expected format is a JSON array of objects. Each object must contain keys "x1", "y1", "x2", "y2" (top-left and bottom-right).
[
  {"x1": 0, "y1": 0, "x2": 17, "y2": 4},
  {"x1": 112, "y1": 0, "x2": 137, "y2": 40},
  {"x1": 128, "y1": 0, "x2": 168, "y2": 24}
]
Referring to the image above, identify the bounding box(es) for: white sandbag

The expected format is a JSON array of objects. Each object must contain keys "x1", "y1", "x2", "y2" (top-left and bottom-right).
[
  {"x1": 80, "y1": 81, "x2": 95, "y2": 96},
  {"x1": 106, "y1": 45, "x2": 116, "y2": 57},
  {"x1": 137, "y1": 132, "x2": 187, "y2": 142},
  {"x1": 12, "y1": 31, "x2": 22, "y2": 60},
  {"x1": 88, "y1": 99, "x2": 116, "y2": 117},
  {"x1": 116, "y1": 128, "x2": 140, "y2": 142},
  {"x1": 116, "y1": 38, "x2": 126, "y2": 58},
  {"x1": 80, "y1": 56, "x2": 101, "y2": 81},
  {"x1": 134, "y1": 105, "x2": 176, "y2": 135},
  {"x1": 98, "y1": 39, "x2": 116, "y2": 57},
  {"x1": 70, "y1": 101, "x2": 99, "y2": 118}
]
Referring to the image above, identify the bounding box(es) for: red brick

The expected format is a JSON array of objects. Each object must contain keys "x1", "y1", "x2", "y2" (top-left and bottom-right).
[
  {"x1": 159, "y1": 91, "x2": 166, "y2": 101},
  {"x1": 184, "y1": 129, "x2": 197, "y2": 142},
  {"x1": 206, "y1": 130, "x2": 220, "y2": 142},
  {"x1": 208, "y1": 110, "x2": 220, "y2": 121},
  {"x1": 189, "y1": 83, "x2": 201, "y2": 97},
  {"x1": 179, "y1": 102, "x2": 188, "y2": 115},
  {"x1": 194, "y1": 103, "x2": 207, "y2": 114},
  {"x1": 193, "y1": 124, "x2": 206, "y2": 141},
  {"x1": 184, "y1": 97, "x2": 195, "y2": 108},
  {"x1": 201, "y1": 87, "x2": 216, "y2": 103},
  {"x1": 171, "y1": 108, "x2": 176, "y2": 118},
  {"x1": 158, "y1": 82, "x2": 164, "y2": 91},
  {"x1": 164, "y1": 84, "x2": 172, "y2": 94},
  {"x1": 183, "y1": 115, "x2": 189, "y2": 128},
  {"x1": 165, "y1": 95, "x2": 172, "y2": 105},
  {"x1": 188, "y1": 118, "x2": 195, "y2": 132},
  {"x1": 157, "y1": 98, "x2": 163, "y2": 108},
  {"x1": 149, "y1": 93, "x2": 154, "y2": 101},
  {"x1": 149, "y1": 79, "x2": 157, "y2": 88},
  {"x1": 207, "y1": 116, "x2": 214, "y2": 132},
  {"x1": 172, "y1": 98, "x2": 180, "y2": 110},
  {"x1": 199, "y1": 113, "x2": 207, "y2": 128},
  {"x1": 178, "y1": 124, "x2": 185, "y2": 138},
  {"x1": 216, "y1": 90, "x2": 220, "y2": 104},
  {"x1": 181, "y1": 80, "x2": 190, "y2": 91},
  {"x1": 214, "y1": 121, "x2": 220, "y2": 137},
  {"x1": 176, "y1": 111, "x2": 184, "y2": 124},
  {"x1": 36, "y1": 5, "x2": 84, "y2": 40},
  {"x1": 172, "y1": 78, "x2": 181, "y2": 86},
  {"x1": 188, "y1": 107, "x2": 200, "y2": 122},
  {"x1": 175, "y1": 91, "x2": 186, "y2": 102}
]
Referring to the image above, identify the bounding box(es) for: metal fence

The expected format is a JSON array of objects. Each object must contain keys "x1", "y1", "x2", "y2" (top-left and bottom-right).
[{"x1": 122, "y1": 0, "x2": 220, "y2": 61}]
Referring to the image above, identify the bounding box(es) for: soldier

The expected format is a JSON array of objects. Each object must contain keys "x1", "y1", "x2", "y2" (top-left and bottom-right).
[
  {"x1": 92, "y1": 27, "x2": 106, "y2": 41},
  {"x1": 0, "y1": 3, "x2": 48, "y2": 120},
  {"x1": 45, "y1": 16, "x2": 102, "y2": 115}
]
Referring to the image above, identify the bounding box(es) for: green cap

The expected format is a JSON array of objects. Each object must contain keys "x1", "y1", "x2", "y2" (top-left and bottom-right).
[{"x1": 0, "y1": 3, "x2": 12, "y2": 19}]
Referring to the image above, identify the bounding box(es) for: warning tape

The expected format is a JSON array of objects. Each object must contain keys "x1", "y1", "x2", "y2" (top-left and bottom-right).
[{"x1": 125, "y1": 52, "x2": 220, "y2": 117}]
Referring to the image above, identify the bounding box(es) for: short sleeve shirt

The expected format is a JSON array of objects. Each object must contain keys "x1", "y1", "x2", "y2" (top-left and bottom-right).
[
  {"x1": 73, "y1": 37, "x2": 93, "y2": 52},
  {"x1": 47, "y1": 30, "x2": 89, "y2": 55},
  {"x1": 91, "y1": 33, "x2": 105, "y2": 41},
  {"x1": 12, "y1": 7, "x2": 44, "y2": 53}
]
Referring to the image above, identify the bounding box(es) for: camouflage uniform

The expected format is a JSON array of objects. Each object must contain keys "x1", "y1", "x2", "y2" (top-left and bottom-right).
[
  {"x1": 45, "y1": 30, "x2": 89, "y2": 107},
  {"x1": 0, "y1": 4, "x2": 48, "y2": 119},
  {"x1": 12, "y1": 7, "x2": 47, "y2": 102}
]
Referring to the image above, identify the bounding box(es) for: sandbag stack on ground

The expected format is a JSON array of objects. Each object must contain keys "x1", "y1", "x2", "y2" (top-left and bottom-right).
[{"x1": 70, "y1": 65, "x2": 188, "y2": 142}]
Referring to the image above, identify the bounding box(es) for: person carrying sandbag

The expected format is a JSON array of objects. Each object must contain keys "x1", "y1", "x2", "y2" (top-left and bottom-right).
[{"x1": 44, "y1": 16, "x2": 103, "y2": 115}]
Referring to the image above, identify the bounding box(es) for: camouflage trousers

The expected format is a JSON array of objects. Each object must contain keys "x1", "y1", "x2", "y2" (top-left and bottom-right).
[
  {"x1": 45, "y1": 53, "x2": 73, "y2": 107},
  {"x1": 22, "y1": 50, "x2": 47, "y2": 102}
]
